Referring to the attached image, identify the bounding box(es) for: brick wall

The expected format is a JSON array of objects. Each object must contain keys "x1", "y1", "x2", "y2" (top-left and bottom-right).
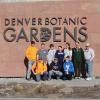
[{"x1": 0, "y1": 0, "x2": 100, "y2": 77}]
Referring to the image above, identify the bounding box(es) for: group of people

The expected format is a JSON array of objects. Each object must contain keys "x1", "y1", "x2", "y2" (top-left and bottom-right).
[{"x1": 24, "y1": 41, "x2": 95, "y2": 82}]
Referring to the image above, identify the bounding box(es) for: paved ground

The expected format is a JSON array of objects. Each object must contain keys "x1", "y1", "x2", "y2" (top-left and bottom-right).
[
  {"x1": 0, "y1": 99, "x2": 98, "y2": 100},
  {"x1": 0, "y1": 98, "x2": 98, "y2": 100},
  {"x1": 0, "y1": 78, "x2": 100, "y2": 87},
  {"x1": 0, "y1": 78, "x2": 100, "y2": 99}
]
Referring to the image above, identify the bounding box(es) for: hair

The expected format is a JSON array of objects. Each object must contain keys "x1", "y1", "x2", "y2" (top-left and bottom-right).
[
  {"x1": 41, "y1": 43, "x2": 45, "y2": 46},
  {"x1": 50, "y1": 44, "x2": 54, "y2": 48},
  {"x1": 58, "y1": 46, "x2": 62, "y2": 48},
  {"x1": 75, "y1": 41, "x2": 79, "y2": 44},
  {"x1": 54, "y1": 58, "x2": 58, "y2": 61},
  {"x1": 37, "y1": 59, "x2": 45, "y2": 66},
  {"x1": 66, "y1": 42, "x2": 71, "y2": 50},
  {"x1": 31, "y1": 41, "x2": 35, "y2": 44},
  {"x1": 65, "y1": 56, "x2": 70, "y2": 59}
]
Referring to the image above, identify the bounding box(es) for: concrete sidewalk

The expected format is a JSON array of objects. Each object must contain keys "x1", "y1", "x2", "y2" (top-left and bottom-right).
[
  {"x1": 0, "y1": 78, "x2": 100, "y2": 87},
  {"x1": 0, "y1": 98, "x2": 98, "y2": 100},
  {"x1": 0, "y1": 78, "x2": 100, "y2": 99}
]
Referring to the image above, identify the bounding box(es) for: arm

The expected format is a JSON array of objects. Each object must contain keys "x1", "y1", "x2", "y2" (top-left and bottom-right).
[
  {"x1": 46, "y1": 51, "x2": 48, "y2": 64},
  {"x1": 36, "y1": 54, "x2": 39, "y2": 61},
  {"x1": 63, "y1": 63, "x2": 66, "y2": 72},
  {"x1": 90, "y1": 49, "x2": 95, "y2": 61},
  {"x1": 49, "y1": 62, "x2": 53, "y2": 71},
  {"x1": 25, "y1": 47, "x2": 30, "y2": 59},
  {"x1": 31, "y1": 63, "x2": 36, "y2": 74},
  {"x1": 70, "y1": 62, "x2": 74, "y2": 73},
  {"x1": 69, "y1": 50, "x2": 72, "y2": 59},
  {"x1": 81, "y1": 48, "x2": 85, "y2": 63},
  {"x1": 36, "y1": 50, "x2": 39, "y2": 61},
  {"x1": 63, "y1": 63, "x2": 69, "y2": 74},
  {"x1": 72, "y1": 48, "x2": 75, "y2": 62},
  {"x1": 43, "y1": 63, "x2": 47, "y2": 72},
  {"x1": 55, "y1": 51, "x2": 58, "y2": 58}
]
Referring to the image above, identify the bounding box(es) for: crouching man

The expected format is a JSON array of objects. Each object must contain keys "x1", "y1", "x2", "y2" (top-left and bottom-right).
[
  {"x1": 63, "y1": 56, "x2": 74, "y2": 80},
  {"x1": 48, "y1": 58, "x2": 63, "y2": 80},
  {"x1": 32, "y1": 59, "x2": 48, "y2": 82}
]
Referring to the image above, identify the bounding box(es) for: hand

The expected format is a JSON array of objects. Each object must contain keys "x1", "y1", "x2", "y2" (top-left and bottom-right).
[
  {"x1": 52, "y1": 70, "x2": 56, "y2": 73},
  {"x1": 90, "y1": 59, "x2": 93, "y2": 62},
  {"x1": 67, "y1": 71, "x2": 69, "y2": 74},
  {"x1": 33, "y1": 72, "x2": 36, "y2": 75},
  {"x1": 65, "y1": 71, "x2": 69, "y2": 74},
  {"x1": 45, "y1": 61, "x2": 47, "y2": 64},
  {"x1": 41, "y1": 72, "x2": 43, "y2": 75}
]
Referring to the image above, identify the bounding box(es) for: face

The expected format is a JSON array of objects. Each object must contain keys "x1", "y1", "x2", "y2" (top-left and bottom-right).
[
  {"x1": 51, "y1": 46, "x2": 54, "y2": 50},
  {"x1": 65, "y1": 57, "x2": 69, "y2": 61},
  {"x1": 31, "y1": 43, "x2": 35, "y2": 47},
  {"x1": 85, "y1": 46, "x2": 89, "y2": 49},
  {"x1": 38, "y1": 59, "x2": 42, "y2": 63},
  {"x1": 66, "y1": 44, "x2": 68, "y2": 48},
  {"x1": 75, "y1": 42, "x2": 80, "y2": 48},
  {"x1": 54, "y1": 59, "x2": 58, "y2": 63},
  {"x1": 58, "y1": 46, "x2": 62, "y2": 51},
  {"x1": 41, "y1": 44, "x2": 45, "y2": 49}
]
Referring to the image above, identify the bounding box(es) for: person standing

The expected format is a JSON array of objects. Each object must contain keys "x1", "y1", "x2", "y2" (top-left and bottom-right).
[
  {"x1": 64, "y1": 42, "x2": 72, "y2": 60},
  {"x1": 55, "y1": 46, "x2": 64, "y2": 72},
  {"x1": 37, "y1": 43, "x2": 48, "y2": 64},
  {"x1": 47, "y1": 44, "x2": 56, "y2": 66},
  {"x1": 84, "y1": 43, "x2": 95, "y2": 80},
  {"x1": 25, "y1": 41, "x2": 38, "y2": 80},
  {"x1": 72, "y1": 42, "x2": 86, "y2": 79}
]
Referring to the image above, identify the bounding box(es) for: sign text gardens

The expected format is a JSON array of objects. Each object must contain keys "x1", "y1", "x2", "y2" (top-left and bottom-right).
[{"x1": 3, "y1": 17, "x2": 88, "y2": 43}]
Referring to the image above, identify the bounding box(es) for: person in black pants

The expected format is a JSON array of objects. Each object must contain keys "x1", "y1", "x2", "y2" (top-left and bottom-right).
[
  {"x1": 55, "y1": 46, "x2": 64, "y2": 72},
  {"x1": 72, "y1": 42, "x2": 86, "y2": 79}
]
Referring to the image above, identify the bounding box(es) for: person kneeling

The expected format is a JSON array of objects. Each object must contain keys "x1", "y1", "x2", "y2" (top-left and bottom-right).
[
  {"x1": 32, "y1": 59, "x2": 48, "y2": 82},
  {"x1": 48, "y1": 58, "x2": 62, "y2": 80},
  {"x1": 63, "y1": 56, "x2": 74, "y2": 80}
]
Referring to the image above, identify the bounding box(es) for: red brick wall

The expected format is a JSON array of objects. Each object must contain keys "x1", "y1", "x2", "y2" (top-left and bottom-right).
[{"x1": 0, "y1": 1, "x2": 100, "y2": 77}]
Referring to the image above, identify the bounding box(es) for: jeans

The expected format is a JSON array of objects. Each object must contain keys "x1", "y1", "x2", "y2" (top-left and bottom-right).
[
  {"x1": 63, "y1": 71, "x2": 74, "y2": 80},
  {"x1": 48, "y1": 70, "x2": 62, "y2": 79},
  {"x1": 85, "y1": 60, "x2": 93, "y2": 78},
  {"x1": 35, "y1": 72, "x2": 48, "y2": 82},
  {"x1": 26, "y1": 60, "x2": 35, "y2": 79}
]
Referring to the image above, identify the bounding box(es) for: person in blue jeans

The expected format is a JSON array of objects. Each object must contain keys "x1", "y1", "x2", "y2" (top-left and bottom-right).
[
  {"x1": 32, "y1": 59, "x2": 48, "y2": 82},
  {"x1": 63, "y1": 56, "x2": 74, "y2": 80},
  {"x1": 84, "y1": 43, "x2": 95, "y2": 80},
  {"x1": 48, "y1": 58, "x2": 63, "y2": 80}
]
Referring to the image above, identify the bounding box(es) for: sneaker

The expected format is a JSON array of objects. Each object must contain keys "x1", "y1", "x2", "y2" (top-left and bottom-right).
[
  {"x1": 86, "y1": 77, "x2": 92, "y2": 81},
  {"x1": 62, "y1": 77, "x2": 68, "y2": 80},
  {"x1": 48, "y1": 78, "x2": 51, "y2": 81},
  {"x1": 75, "y1": 77, "x2": 80, "y2": 79},
  {"x1": 26, "y1": 78, "x2": 31, "y2": 81},
  {"x1": 56, "y1": 76, "x2": 60, "y2": 80}
]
